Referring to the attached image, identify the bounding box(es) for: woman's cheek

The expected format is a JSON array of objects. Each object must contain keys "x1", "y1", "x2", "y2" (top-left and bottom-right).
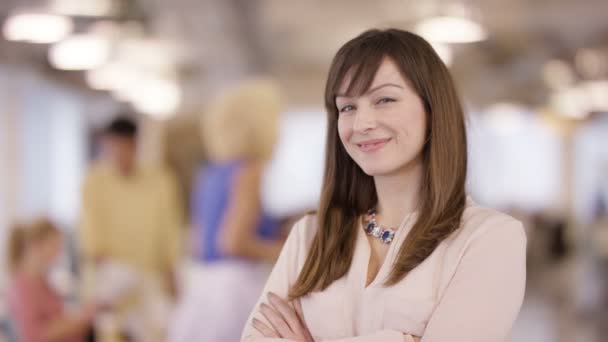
[{"x1": 337, "y1": 120, "x2": 351, "y2": 144}]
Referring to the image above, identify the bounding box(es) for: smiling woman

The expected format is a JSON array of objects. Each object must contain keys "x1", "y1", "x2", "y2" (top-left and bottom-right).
[
  {"x1": 241, "y1": 28, "x2": 526, "y2": 342},
  {"x1": 334, "y1": 59, "x2": 427, "y2": 178}
]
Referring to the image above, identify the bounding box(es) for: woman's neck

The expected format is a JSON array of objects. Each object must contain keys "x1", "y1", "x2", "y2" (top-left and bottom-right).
[{"x1": 373, "y1": 160, "x2": 423, "y2": 228}]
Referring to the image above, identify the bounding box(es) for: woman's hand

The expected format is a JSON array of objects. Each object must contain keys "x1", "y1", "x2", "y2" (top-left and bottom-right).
[{"x1": 253, "y1": 292, "x2": 314, "y2": 342}]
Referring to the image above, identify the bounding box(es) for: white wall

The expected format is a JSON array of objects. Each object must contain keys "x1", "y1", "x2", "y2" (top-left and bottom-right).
[
  {"x1": 262, "y1": 109, "x2": 326, "y2": 217},
  {"x1": 467, "y1": 109, "x2": 564, "y2": 212}
]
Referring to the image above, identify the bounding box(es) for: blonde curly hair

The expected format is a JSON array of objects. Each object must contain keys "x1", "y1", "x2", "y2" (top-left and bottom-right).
[{"x1": 200, "y1": 78, "x2": 284, "y2": 161}]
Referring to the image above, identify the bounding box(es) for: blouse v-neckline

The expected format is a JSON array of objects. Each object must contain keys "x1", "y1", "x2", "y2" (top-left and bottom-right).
[{"x1": 357, "y1": 211, "x2": 418, "y2": 289}]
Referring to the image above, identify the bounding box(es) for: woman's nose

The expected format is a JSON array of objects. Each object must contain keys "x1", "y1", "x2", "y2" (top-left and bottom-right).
[{"x1": 352, "y1": 106, "x2": 377, "y2": 133}]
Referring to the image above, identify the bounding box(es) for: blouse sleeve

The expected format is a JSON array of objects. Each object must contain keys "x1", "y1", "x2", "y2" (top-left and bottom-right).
[
  {"x1": 240, "y1": 217, "x2": 307, "y2": 342},
  {"x1": 421, "y1": 219, "x2": 527, "y2": 342}
]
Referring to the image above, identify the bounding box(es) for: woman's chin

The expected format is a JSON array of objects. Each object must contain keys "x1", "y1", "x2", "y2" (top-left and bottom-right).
[{"x1": 359, "y1": 165, "x2": 394, "y2": 177}]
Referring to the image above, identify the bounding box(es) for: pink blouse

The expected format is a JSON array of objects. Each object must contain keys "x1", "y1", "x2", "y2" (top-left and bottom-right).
[
  {"x1": 8, "y1": 273, "x2": 82, "y2": 342},
  {"x1": 241, "y1": 197, "x2": 527, "y2": 341}
]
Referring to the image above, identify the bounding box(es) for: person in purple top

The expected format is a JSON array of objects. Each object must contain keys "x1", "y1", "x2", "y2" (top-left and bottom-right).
[
  {"x1": 192, "y1": 160, "x2": 282, "y2": 262},
  {"x1": 168, "y1": 79, "x2": 287, "y2": 342}
]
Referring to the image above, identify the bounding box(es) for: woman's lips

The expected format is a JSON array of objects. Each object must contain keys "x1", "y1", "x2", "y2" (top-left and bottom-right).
[{"x1": 356, "y1": 138, "x2": 391, "y2": 152}]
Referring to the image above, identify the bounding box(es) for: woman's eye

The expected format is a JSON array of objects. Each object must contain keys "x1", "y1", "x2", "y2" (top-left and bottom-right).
[
  {"x1": 339, "y1": 105, "x2": 355, "y2": 113},
  {"x1": 377, "y1": 97, "x2": 396, "y2": 105}
]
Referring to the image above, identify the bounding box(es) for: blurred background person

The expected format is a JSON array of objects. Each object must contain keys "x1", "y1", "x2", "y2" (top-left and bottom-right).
[
  {"x1": 79, "y1": 116, "x2": 183, "y2": 341},
  {"x1": 7, "y1": 218, "x2": 100, "y2": 342},
  {"x1": 168, "y1": 79, "x2": 287, "y2": 342}
]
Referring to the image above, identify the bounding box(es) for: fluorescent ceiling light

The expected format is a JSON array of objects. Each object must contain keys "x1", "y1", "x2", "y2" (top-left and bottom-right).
[
  {"x1": 3, "y1": 12, "x2": 73, "y2": 44},
  {"x1": 130, "y1": 79, "x2": 181, "y2": 118},
  {"x1": 49, "y1": 34, "x2": 111, "y2": 70}
]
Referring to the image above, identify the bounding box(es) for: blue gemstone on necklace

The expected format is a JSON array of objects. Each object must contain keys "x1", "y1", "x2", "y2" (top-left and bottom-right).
[
  {"x1": 365, "y1": 222, "x2": 375, "y2": 234},
  {"x1": 381, "y1": 230, "x2": 395, "y2": 244}
]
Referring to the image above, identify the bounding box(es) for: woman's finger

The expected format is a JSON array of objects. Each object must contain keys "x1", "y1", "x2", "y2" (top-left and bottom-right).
[
  {"x1": 293, "y1": 297, "x2": 315, "y2": 342},
  {"x1": 252, "y1": 318, "x2": 279, "y2": 338},
  {"x1": 260, "y1": 303, "x2": 293, "y2": 337},
  {"x1": 267, "y1": 292, "x2": 302, "y2": 333}
]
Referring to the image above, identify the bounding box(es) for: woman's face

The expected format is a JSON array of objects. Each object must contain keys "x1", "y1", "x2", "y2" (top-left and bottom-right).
[
  {"x1": 336, "y1": 58, "x2": 427, "y2": 177},
  {"x1": 31, "y1": 233, "x2": 63, "y2": 270}
]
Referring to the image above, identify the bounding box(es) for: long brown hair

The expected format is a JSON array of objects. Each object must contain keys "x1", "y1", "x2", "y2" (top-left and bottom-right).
[
  {"x1": 289, "y1": 29, "x2": 468, "y2": 299},
  {"x1": 7, "y1": 218, "x2": 60, "y2": 273}
]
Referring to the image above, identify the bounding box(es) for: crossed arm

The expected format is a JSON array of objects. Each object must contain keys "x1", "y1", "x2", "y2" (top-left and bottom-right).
[{"x1": 241, "y1": 218, "x2": 527, "y2": 342}]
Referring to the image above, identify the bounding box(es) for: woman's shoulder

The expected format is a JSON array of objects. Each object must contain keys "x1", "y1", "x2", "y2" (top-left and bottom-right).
[
  {"x1": 272, "y1": 213, "x2": 319, "y2": 275},
  {"x1": 455, "y1": 196, "x2": 527, "y2": 248},
  {"x1": 288, "y1": 212, "x2": 319, "y2": 247}
]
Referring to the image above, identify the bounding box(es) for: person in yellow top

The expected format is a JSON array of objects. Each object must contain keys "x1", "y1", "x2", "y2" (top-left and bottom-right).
[{"x1": 79, "y1": 116, "x2": 183, "y2": 341}]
